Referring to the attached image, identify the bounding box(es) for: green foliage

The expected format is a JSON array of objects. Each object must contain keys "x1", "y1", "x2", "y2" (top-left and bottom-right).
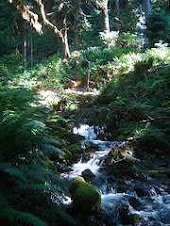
[
  {"x1": 0, "y1": 0, "x2": 21, "y2": 55},
  {"x1": 63, "y1": 47, "x2": 138, "y2": 87},
  {"x1": 0, "y1": 86, "x2": 75, "y2": 225},
  {"x1": 118, "y1": 0, "x2": 142, "y2": 32},
  {"x1": 85, "y1": 46, "x2": 170, "y2": 154},
  {"x1": 147, "y1": 10, "x2": 170, "y2": 47},
  {"x1": 0, "y1": 206, "x2": 46, "y2": 226},
  {"x1": 117, "y1": 32, "x2": 140, "y2": 48}
]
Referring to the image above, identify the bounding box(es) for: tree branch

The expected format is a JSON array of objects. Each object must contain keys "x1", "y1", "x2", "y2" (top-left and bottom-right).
[
  {"x1": 34, "y1": 0, "x2": 64, "y2": 41},
  {"x1": 9, "y1": 0, "x2": 64, "y2": 42},
  {"x1": 9, "y1": 0, "x2": 43, "y2": 33}
]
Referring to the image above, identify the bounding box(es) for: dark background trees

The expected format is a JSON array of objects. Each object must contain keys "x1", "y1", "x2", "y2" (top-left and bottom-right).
[{"x1": 0, "y1": 0, "x2": 168, "y2": 65}]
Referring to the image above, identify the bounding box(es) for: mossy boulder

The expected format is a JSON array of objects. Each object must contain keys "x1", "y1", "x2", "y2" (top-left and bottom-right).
[
  {"x1": 119, "y1": 205, "x2": 141, "y2": 225},
  {"x1": 69, "y1": 177, "x2": 101, "y2": 214},
  {"x1": 122, "y1": 213, "x2": 141, "y2": 225},
  {"x1": 64, "y1": 144, "x2": 82, "y2": 163}
]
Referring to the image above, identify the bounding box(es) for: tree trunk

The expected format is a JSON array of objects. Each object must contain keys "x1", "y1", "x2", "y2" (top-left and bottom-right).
[
  {"x1": 86, "y1": 61, "x2": 91, "y2": 92},
  {"x1": 143, "y1": 0, "x2": 151, "y2": 24},
  {"x1": 30, "y1": 29, "x2": 33, "y2": 68},
  {"x1": 10, "y1": 0, "x2": 71, "y2": 59},
  {"x1": 114, "y1": 0, "x2": 121, "y2": 30},
  {"x1": 62, "y1": 17, "x2": 70, "y2": 59},
  {"x1": 24, "y1": 23, "x2": 27, "y2": 69},
  {"x1": 101, "y1": 0, "x2": 110, "y2": 32},
  {"x1": 63, "y1": 29, "x2": 70, "y2": 59}
]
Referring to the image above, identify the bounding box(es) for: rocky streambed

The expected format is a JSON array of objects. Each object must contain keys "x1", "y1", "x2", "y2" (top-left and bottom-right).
[{"x1": 61, "y1": 124, "x2": 170, "y2": 226}]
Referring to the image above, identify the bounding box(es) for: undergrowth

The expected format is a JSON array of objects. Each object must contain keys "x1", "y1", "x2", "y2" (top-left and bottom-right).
[
  {"x1": 82, "y1": 46, "x2": 170, "y2": 155},
  {"x1": 0, "y1": 86, "x2": 76, "y2": 225}
]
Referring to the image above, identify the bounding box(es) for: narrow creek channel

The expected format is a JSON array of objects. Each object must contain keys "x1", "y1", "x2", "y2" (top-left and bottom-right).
[{"x1": 62, "y1": 124, "x2": 170, "y2": 225}]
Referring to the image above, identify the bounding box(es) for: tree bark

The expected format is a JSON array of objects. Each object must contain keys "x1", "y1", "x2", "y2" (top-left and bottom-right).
[
  {"x1": 62, "y1": 17, "x2": 70, "y2": 59},
  {"x1": 30, "y1": 30, "x2": 33, "y2": 68},
  {"x1": 24, "y1": 23, "x2": 27, "y2": 69},
  {"x1": 9, "y1": 0, "x2": 71, "y2": 58},
  {"x1": 34, "y1": 0, "x2": 63, "y2": 40},
  {"x1": 9, "y1": 0, "x2": 42, "y2": 33},
  {"x1": 114, "y1": 0, "x2": 121, "y2": 30},
  {"x1": 101, "y1": 0, "x2": 110, "y2": 32},
  {"x1": 143, "y1": 0, "x2": 151, "y2": 24}
]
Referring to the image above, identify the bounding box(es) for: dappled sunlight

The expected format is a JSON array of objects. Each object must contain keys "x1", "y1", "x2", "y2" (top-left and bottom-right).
[{"x1": 0, "y1": 0, "x2": 170, "y2": 225}]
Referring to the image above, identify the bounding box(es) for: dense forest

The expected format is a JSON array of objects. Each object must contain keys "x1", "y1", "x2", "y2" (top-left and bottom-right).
[{"x1": 0, "y1": 0, "x2": 170, "y2": 225}]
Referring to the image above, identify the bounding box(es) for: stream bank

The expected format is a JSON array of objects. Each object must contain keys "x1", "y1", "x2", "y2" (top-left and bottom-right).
[
  {"x1": 39, "y1": 88, "x2": 170, "y2": 225},
  {"x1": 61, "y1": 123, "x2": 170, "y2": 226}
]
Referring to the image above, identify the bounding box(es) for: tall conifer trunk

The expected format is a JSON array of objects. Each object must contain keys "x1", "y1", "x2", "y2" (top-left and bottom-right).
[
  {"x1": 114, "y1": 0, "x2": 121, "y2": 30},
  {"x1": 24, "y1": 23, "x2": 27, "y2": 69},
  {"x1": 62, "y1": 16, "x2": 70, "y2": 59},
  {"x1": 143, "y1": 0, "x2": 151, "y2": 24},
  {"x1": 101, "y1": 0, "x2": 110, "y2": 32}
]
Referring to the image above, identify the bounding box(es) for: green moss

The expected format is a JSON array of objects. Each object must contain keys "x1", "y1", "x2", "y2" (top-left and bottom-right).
[
  {"x1": 69, "y1": 176, "x2": 86, "y2": 194},
  {"x1": 70, "y1": 177, "x2": 101, "y2": 213},
  {"x1": 66, "y1": 144, "x2": 82, "y2": 162},
  {"x1": 125, "y1": 213, "x2": 141, "y2": 225}
]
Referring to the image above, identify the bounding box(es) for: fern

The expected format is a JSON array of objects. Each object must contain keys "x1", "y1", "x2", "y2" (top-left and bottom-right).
[
  {"x1": 0, "y1": 205, "x2": 47, "y2": 226},
  {"x1": 0, "y1": 87, "x2": 72, "y2": 225},
  {"x1": 40, "y1": 143, "x2": 65, "y2": 158},
  {"x1": 0, "y1": 163, "x2": 26, "y2": 181}
]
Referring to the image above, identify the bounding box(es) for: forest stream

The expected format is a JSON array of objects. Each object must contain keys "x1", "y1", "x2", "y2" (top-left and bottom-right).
[{"x1": 61, "y1": 122, "x2": 170, "y2": 226}]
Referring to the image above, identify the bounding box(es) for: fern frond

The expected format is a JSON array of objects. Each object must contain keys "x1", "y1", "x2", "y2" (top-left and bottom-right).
[
  {"x1": 43, "y1": 137, "x2": 61, "y2": 148},
  {"x1": 40, "y1": 143, "x2": 65, "y2": 158},
  {"x1": 16, "y1": 182, "x2": 66, "y2": 194},
  {"x1": 24, "y1": 120, "x2": 46, "y2": 136},
  {"x1": 0, "y1": 163, "x2": 26, "y2": 181},
  {"x1": 0, "y1": 205, "x2": 47, "y2": 226}
]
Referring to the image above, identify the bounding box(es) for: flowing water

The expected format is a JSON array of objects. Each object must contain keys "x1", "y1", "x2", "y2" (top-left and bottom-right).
[{"x1": 63, "y1": 124, "x2": 170, "y2": 225}]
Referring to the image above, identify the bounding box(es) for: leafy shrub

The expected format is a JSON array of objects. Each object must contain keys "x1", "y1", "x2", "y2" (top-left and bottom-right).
[
  {"x1": 117, "y1": 32, "x2": 140, "y2": 48},
  {"x1": 99, "y1": 31, "x2": 119, "y2": 48},
  {"x1": 0, "y1": 53, "x2": 24, "y2": 74}
]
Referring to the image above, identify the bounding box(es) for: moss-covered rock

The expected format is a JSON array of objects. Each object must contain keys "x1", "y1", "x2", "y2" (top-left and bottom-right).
[
  {"x1": 65, "y1": 144, "x2": 82, "y2": 163},
  {"x1": 69, "y1": 177, "x2": 101, "y2": 214},
  {"x1": 69, "y1": 176, "x2": 86, "y2": 194},
  {"x1": 119, "y1": 206, "x2": 141, "y2": 225}
]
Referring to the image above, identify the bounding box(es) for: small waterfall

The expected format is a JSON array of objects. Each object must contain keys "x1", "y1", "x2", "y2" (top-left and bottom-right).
[
  {"x1": 63, "y1": 124, "x2": 170, "y2": 225},
  {"x1": 73, "y1": 124, "x2": 98, "y2": 140}
]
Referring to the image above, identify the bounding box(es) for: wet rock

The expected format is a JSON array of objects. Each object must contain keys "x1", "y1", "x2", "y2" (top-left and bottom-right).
[
  {"x1": 66, "y1": 133, "x2": 83, "y2": 144},
  {"x1": 82, "y1": 169, "x2": 95, "y2": 182},
  {"x1": 102, "y1": 193, "x2": 129, "y2": 223},
  {"x1": 103, "y1": 157, "x2": 139, "y2": 179},
  {"x1": 69, "y1": 176, "x2": 101, "y2": 213},
  {"x1": 129, "y1": 196, "x2": 142, "y2": 211},
  {"x1": 84, "y1": 140, "x2": 99, "y2": 152},
  {"x1": 68, "y1": 209, "x2": 112, "y2": 226},
  {"x1": 81, "y1": 151, "x2": 91, "y2": 162},
  {"x1": 119, "y1": 205, "x2": 141, "y2": 225},
  {"x1": 105, "y1": 142, "x2": 134, "y2": 163},
  {"x1": 55, "y1": 162, "x2": 71, "y2": 173},
  {"x1": 86, "y1": 210, "x2": 112, "y2": 226},
  {"x1": 135, "y1": 185, "x2": 157, "y2": 197},
  {"x1": 101, "y1": 142, "x2": 141, "y2": 179}
]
